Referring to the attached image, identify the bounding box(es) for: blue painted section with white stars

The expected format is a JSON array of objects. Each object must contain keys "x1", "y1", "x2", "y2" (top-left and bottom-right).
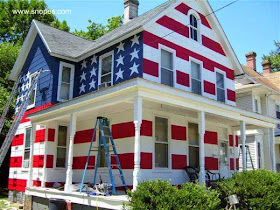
[{"x1": 74, "y1": 32, "x2": 143, "y2": 97}]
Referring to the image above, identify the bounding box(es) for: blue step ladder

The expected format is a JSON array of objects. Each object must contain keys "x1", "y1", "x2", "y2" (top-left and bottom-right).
[{"x1": 80, "y1": 116, "x2": 127, "y2": 195}]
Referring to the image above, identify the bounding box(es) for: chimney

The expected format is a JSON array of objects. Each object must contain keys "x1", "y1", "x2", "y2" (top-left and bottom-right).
[
  {"x1": 124, "y1": 0, "x2": 139, "y2": 24},
  {"x1": 245, "y1": 51, "x2": 257, "y2": 71},
  {"x1": 262, "y1": 59, "x2": 272, "y2": 75}
]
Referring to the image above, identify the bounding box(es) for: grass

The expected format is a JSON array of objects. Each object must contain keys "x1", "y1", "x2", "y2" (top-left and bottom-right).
[{"x1": 0, "y1": 189, "x2": 21, "y2": 209}]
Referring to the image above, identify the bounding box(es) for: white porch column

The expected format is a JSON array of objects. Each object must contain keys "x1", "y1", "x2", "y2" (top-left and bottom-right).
[
  {"x1": 269, "y1": 128, "x2": 276, "y2": 172},
  {"x1": 133, "y1": 97, "x2": 142, "y2": 191},
  {"x1": 233, "y1": 132, "x2": 237, "y2": 173},
  {"x1": 198, "y1": 111, "x2": 205, "y2": 186},
  {"x1": 27, "y1": 124, "x2": 36, "y2": 188},
  {"x1": 65, "y1": 114, "x2": 77, "y2": 192},
  {"x1": 240, "y1": 121, "x2": 247, "y2": 171}
]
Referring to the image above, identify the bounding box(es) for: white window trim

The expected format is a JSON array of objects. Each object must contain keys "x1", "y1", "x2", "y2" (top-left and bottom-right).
[
  {"x1": 189, "y1": 57, "x2": 204, "y2": 95},
  {"x1": 159, "y1": 44, "x2": 176, "y2": 87},
  {"x1": 22, "y1": 126, "x2": 32, "y2": 168},
  {"x1": 188, "y1": 122, "x2": 200, "y2": 168},
  {"x1": 27, "y1": 73, "x2": 37, "y2": 109},
  {"x1": 98, "y1": 50, "x2": 114, "y2": 89},
  {"x1": 153, "y1": 115, "x2": 171, "y2": 171},
  {"x1": 215, "y1": 68, "x2": 227, "y2": 103},
  {"x1": 187, "y1": 9, "x2": 201, "y2": 43},
  {"x1": 57, "y1": 61, "x2": 75, "y2": 102},
  {"x1": 253, "y1": 95, "x2": 261, "y2": 114},
  {"x1": 54, "y1": 123, "x2": 69, "y2": 169}
]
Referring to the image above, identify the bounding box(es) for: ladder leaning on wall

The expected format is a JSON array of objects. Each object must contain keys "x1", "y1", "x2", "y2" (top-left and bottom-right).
[
  {"x1": 0, "y1": 69, "x2": 46, "y2": 167},
  {"x1": 238, "y1": 145, "x2": 255, "y2": 170}
]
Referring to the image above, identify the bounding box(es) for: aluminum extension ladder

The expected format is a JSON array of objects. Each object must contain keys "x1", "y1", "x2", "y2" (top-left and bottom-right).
[
  {"x1": 80, "y1": 117, "x2": 127, "y2": 195},
  {"x1": 0, "y1": 70, "x2": 44, "y2": 167},
  {"x1": 238, "y1": 145, "x2": 254, "y2": 170}
]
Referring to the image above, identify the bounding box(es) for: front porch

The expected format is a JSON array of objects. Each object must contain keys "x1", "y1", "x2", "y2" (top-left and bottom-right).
[{"x1": 26, "y1": 78, "x2": 278, "y2": 209}]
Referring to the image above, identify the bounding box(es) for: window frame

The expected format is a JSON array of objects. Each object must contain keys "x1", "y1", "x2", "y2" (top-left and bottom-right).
[
  {"x1": 159, "y1": 45, "x2": 176, "y2": 87},
  {"x1": 253, "y1": 95, "x2": 261, "y2": 114},
  {"x1": 57, "y1": 61, "x2": 75, "y2": 102},
  {"x1": 98, "y1": 51, "x2": 114, "y2": 89},
  {"x1": 188, "y1": 122, "x2": 200, "y2": 168},
  {"x1": 187, "y1": 10, "x2": 201, "y2": 43},
  {"x1": 190, "y1": 58, "x2": 203, "y2": 96},
  {"x1": 27, "y1": 73, "x2": 37, "y2": 109},
  {"x1": 22, "y1": 126, "x2": 32, "y2": 168},
  {"x1": 153, "y1": 115, "x2": 170, "y2": 170},
  {"x1": 55, "y1": 124, "x2": 69, "y2": 169},
  {"x1": 215, "y1": 69, "x2": 227, "y2": 103}
]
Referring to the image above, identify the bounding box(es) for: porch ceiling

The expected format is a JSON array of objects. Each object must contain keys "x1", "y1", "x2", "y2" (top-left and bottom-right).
[{"x1": 28, "y1": 78, "x2": 279, "y2": 129}]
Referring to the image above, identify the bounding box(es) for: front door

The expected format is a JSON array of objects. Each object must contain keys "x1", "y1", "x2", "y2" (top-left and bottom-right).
[{"x1": 219, "y1": 141, "x2": 229, "y2": 178}]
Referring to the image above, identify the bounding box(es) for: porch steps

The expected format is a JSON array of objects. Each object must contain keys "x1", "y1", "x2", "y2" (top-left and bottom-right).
[{"x1": 79, "y1": 116, "x2": 127, "y2": 195}]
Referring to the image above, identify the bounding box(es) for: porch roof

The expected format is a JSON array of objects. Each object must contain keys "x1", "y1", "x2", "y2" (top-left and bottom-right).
[{"x1": 28, "y1": 78, "x2": 279, "y2": 128}]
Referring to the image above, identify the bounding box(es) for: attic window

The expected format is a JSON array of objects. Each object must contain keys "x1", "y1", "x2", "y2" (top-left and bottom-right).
[
  {"x1": 190, "y1": 14, "x2": 198, "y2": 41},
  {"x1": 57, "y1": 62, "x2": 75, "y2": 102}
]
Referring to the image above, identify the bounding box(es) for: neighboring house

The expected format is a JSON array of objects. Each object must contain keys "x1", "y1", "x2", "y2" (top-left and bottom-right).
[
  {"x1": 7, "y1": 0, "x2": 279, "y2": 209},
  {"x1": 235, "y1": 52, "x2": 280, "y2": 171}
]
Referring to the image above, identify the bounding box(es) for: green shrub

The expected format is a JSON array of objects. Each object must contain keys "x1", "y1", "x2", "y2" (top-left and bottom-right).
[
  {"x1": 216, "y1": 170, "x2": 280, "y2": 209},
  {"x1": 126, "y1": 179, "x2": 221, "y2": 210}
]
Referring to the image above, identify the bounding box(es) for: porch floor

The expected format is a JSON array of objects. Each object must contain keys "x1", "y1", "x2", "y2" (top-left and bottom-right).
[{"x1": 25, "y1": 187, "x2": 129, "y2": 210}]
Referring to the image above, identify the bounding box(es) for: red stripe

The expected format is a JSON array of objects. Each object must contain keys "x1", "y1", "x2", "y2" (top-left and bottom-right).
[
  {"x1": 111, "y1": 153, "x2": 134, "y2": 169},
  {"x1": 8, "y1": 179, "x2": 27, "y2": 192},
  {"x1": 203, "y1": 81, "x2": 216, "y2": 95},
  {"x1": 35, "y1": 129, "x2": 45, "y2": 143},
  {"x1": 229, "y1": 135, "x2": 233, "y2": 147},
  {"x1": 143, "y1": 58, "x2": 159, "y2": 77},
  {"x1": 73, "y1": 156, "x2": 95, "y2": 169},
  {"x1": 141, "y1": 152, "x2": 152, "y2": 169},
  {"x1": 46, "y1": 155, "x2": 54, "y2": 168},
  {"x1": 141, "y1": 120, "x2": 153, "y2": 137},
  {"x1": 227, "y1": 89, "x2": 236, "y2": 102},
  {"x1": 172, "y1": 154, "x2": 187, "y2": 169},
  {"x1": 10, "y1": 156, "x2": 22, "y2": 167},
  {"x1": 156, "y1": 15, "x2": 189, "y2": 38},
  {"x1": 176, "y1": 70, "x2": 190, "y2": 87},
  {"x1": 143, "y1": 31, "x2": 234, "y2": 80},
  {"x1": 33, "y1": 180, "x2": 41, "y2": 187},
  {"x1": 235, "y1": 136, "x2": 239, "y2": 147},
  {"x1": 230, "y1": 158, "x2": 239, "y2": 170},
  {"x1": 171, "y1": 125, "x2": 187, "y2": 141},
  {"x1": 20, "y1": 102, "x2": 55, "y2": 123},
  {"x1": 33, "y1": 155, "x2": 44, "y2": 168},
  {"x1": 74, "y1": 129, "x2": 95, "y2": 144},
  {"x1": 202, "y1": 35, "x2": 226, "y2": 56},
  {"x1": 12, "y1": 134, "x2": 24, "y2": 146},
  {"x1": 205, "y1": 157, "x2": 218, "y2": 170},
  {"x1": 204, "y1": 131, "x2": 218, "y2": 145},
  {"x1": 48, "y1": 129, "x2": 55, "y2": 142},
  {"x1": 175, "y1": 3, "x2": 211, "y2": 29}
]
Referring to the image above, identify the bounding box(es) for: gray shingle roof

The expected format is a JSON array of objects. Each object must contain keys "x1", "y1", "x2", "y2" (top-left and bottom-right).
[{"x1": 33, "y1": 0, "x2": 175, "y2": 60}]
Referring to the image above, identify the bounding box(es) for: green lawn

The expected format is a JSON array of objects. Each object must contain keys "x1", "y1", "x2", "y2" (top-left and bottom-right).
[{"x1": 0, "y1": 189, "x2": 20, "y2": 209}]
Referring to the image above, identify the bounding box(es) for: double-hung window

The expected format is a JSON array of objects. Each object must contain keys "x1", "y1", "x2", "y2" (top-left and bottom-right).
[
  {"x1": 155, "y1": 117, "x2": 169, "y2": 168},
  {"x1": 23, "y1": 127, "x2": 32, "y2": 168},
  {"x1": 188, "y1": 123, "x2": 199, "y2": 168},
  {"x1": 253, "y1": 96, "x2": 261, "y2": 114},
  {"x1": 191, "y1": 61, "x2": 202, "y2": 95},
  {"x1": 216, "y1": 72, "x2": 225, "y2": 102},
  {"x1": 161, "y1": 49, "x2": 173, "y2": 87},
  {"x1": 276, "y1": 104, "x2": 280, "y2": 119},
  {"x1": 98, "y1": 122, "x2": 110, "y2": 167},
  {"x1": 190, "y1": 14, "x2": 198, "y2": 41},
  {"x1": 56, "y1": 126, "x2": 67, "y2": 168},
  {"x1": 99, "y1": 53, "x2": 113, "y2": 89},
  {"x1": 58, "y1": 62, "x2": 74, "y2": 101}
]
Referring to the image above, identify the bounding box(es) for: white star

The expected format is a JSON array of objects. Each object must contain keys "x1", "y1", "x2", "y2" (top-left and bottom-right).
[
  {"x1": 130, "y1": 48, "x2": 139, "y2": 61},
  {"x1": 81, "y1": 60, "x2": 87, "y2": 69},
  {"x1": 117, "y1": 42, "x2": 125, "y2": 53},
  {"x1": 89, "y1": 79, "x2": 96, "y2": 90},
  {"x1": 116, "y1": 55, "x2": 124, "y2": 67},
  {"x1": 129, "y1": 62, "x2": 139, "y2": 76},
  {"x1": 80, "y1": 71, "x2": 86, "y2": 82},
  {"x1": 21, "y1": 84, "x2": 25, "y2": 92},
  {"x1": 79, "y1": 83, "x2": 86, "y2": 94},
  {"x1": 25, "y1": 72, "x2": 30, "y2": 81},
  {"x1": 91, "y1": 55, "x2": 97, "y2": 65},
  {"x1": 15, "y1": 107, "x2": 19, "y2": 113},
  {"x1": 16, "y1": 96, "x2": 20, "y2": 104},
  {"x1": 131, "y1": 35, "x2": 140, "y2": 47},
  {"x1": 115, "y1": 68, "x2": 124, "y2": 81},
  {"x1": 90, "y1": 67, "x2": 97, "y2": 78}
]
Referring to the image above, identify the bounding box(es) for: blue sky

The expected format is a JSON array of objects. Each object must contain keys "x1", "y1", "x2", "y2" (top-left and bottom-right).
[{"x1": 46, "y1": 0, "x2": 280, "y2": 73}]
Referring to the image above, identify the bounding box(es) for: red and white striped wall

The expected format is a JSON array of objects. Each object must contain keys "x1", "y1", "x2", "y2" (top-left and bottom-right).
[{"x1": 142, "y1": 1, "x2": 236, "y2": 106}]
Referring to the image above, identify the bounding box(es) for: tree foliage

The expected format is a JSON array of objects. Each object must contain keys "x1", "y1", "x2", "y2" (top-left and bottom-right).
[
  {"x1": 263, "y1": 41, "x2": 280, "y2": 72},
  {"x1": 73, "y1": 16, "x2": 123, "y2": 41},
  {"x1": 0, "y1": 0, "x2": 70, "y2": 44}
]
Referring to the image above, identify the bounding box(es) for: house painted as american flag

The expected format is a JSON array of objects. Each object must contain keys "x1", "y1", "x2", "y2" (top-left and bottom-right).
[{"x1": 7, "y1": 0, "x2": 279, "y2": 209}]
